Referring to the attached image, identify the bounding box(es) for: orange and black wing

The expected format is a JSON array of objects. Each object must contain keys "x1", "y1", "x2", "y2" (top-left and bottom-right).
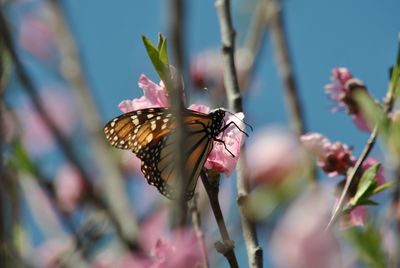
[{"x1": 104, "y1": 108, "x2": 215, "y2": 200}]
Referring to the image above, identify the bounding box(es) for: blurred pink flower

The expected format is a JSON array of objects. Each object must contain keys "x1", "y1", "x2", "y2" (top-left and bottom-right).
[
  {"x1": 118, "y1": 74, "x2": 169, "y2": 113},
  {"x1": 270, "y1": 188, "x2": 340, "y2": 268},
  {"x1": 19, "y1": 14, "x2": 55, "y2": 60},
  {"x1": 247, "y1": 128, "x2": 302, "y2": 185},
  {"x1": 190, "y1": 50, "x2": 224, "y2": 91},
  {"x1": 138, "y1": 209, "x2": 169, "y2": 253},
  {"x1": 190, "y1": 48, "x2": 250, "y2": 97},
  {"x1": 55, "y1": 164, "x2": 86, "y2": 213},
  {"x1": 134, "y1": 210, "x2": 203, "y2": 267},
  {"x1": 301, "y1": 132, "x2": 354, "y2": 177},
  {"x1": 17, "y1": 87, "x2": 78, "y2": 156},
  {"x1": 150, "y1": 230, "x2": 203, "y2": 268},
  {"x1": 325, "y1": 68, "x2": 371, "y2": 132},
  {"x1": 118, "y1": 75, "x2": 244, "y2": 176},
  {"x1": 340, "y1": 202, "x2": 368, "y2": 229}
]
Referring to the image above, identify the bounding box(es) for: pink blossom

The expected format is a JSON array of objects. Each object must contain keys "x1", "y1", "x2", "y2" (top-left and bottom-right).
[
  {"x1": 190, "y1": 50, "x2": 224, "y2": 91},
  {"x1": 17, "y1": 87, "x2": 78, "y2": 156},
  {"x1": 187, "y1": 104, "x2": 211, "y2": 114},
  {"x1": 19, "y1": 14, "x2": 55, "y2": 60},
  {"x1": 189, "y1": 48, "x2": 250, "y2": 97},
  {"x1": 340, "y1": 203, "x2": 368, "y2": 229},
  {"x1": 300, "y1": 132, "x2": 354, "y2": 177},
  {"x1": 138, "y1": 209, "x2": 169, "y2": 253},
  {"x1": 247, "y1": 128, "x2": 302, "y2": 185},
  {"x1": 325, "y1": 67, "x2": 353, "y2": 107},
  {"x1": 133, "y1": 210, "x2": 203, "y2": 267},
  {"x1": 325, "y1": 68, "x2": 371, "y2": 132},
  {"x1": 118, "y1": 74, "x2": 169, "y2": 113},
  {"x1": 270, "y1": 188, "x2": 340, "y2": 268},
  {"x1": 150, "y1": 229, "x2": 203, "y2": 268},
  {"x1": 204, "y1": 111, "x2": 245, "y2": 176},
  {"x1": 55, "y1": 164, "x2": 86, "y2": 213}
]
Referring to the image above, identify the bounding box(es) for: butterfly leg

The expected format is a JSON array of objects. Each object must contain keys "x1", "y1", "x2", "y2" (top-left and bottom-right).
[
  {"x1": 214, "y1": 138, "x2": 236, "y2": 158},
  {"x1": 220, "y1": 121, "x2": 249, "y2": 136}
]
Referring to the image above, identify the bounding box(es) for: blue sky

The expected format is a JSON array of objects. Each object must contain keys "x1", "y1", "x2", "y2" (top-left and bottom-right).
[{"x1": 63, "y1": 0, "x2": 399, "y2": 157}]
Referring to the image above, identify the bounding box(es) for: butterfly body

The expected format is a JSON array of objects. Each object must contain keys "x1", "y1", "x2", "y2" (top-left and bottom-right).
[{"x1": 104, "y1": 107, "x2": 227, "y2": 200}]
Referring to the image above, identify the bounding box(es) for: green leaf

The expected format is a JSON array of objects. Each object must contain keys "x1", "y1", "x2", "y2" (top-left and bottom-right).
[
  {"x1": 342, "y1": 222, "x2": 387, "y2": 268},
  {"x1": 391, "y1": 37, "x2": 400, "y2": 98},
  {"x1": 349, "y1": 163, "x2": 380, "y2": 206},
  {"x1": 141, "y1": 34, "x2": 171, "y2": 91},
  {"x1": 354, "y1": 89, "x2": 384, "y2": 129},
  {"x1": 372, "y1": 181, "x2": 394, "y2": 194},
  {"x1": 158, "y1": 36, "x2": 169, "y2": 66},
  {"x1": 357, "y1": 199, "x2": 379, "y2": 206}
]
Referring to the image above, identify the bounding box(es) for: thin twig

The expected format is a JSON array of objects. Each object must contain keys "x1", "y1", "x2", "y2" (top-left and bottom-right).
[
  {"x1": 0, "y1": 9, "x2": 138, "y2": 250},
  {"x1": 215, "y1": 0, "x2": 263, "y2": 267},
  {"x1": 266, "y1": 0, "x2": 305, "y2": 136},
  {"x1": 47, "y1": 0, "x2": 140, "y2": 247},
  {"x1": 167, "y1": 0, "x2": 188, "y2": 228},
  {"x1": 169, "y1": 0, "x2": 185, "y2": 77},
  {"x1": 327, "y1": 42, "x2": 399, "y2": 229},
  {"x1": 189, "y1": 196, "x2": 210, "y2": 268},
  {"x1": 201, "y1": 172, "x2": 238, "y2": 268},
  {"x1": 265, "y1": 0, "x2": 317, "y2": 183},
  {"x1": 240, "y1": 0, "x2": 269, "y2": 92}
]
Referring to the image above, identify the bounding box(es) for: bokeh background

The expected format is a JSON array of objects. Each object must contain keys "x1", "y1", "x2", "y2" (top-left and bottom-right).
[{"x1": 1, "y1": 0, "x2": 400, "y2": 267}]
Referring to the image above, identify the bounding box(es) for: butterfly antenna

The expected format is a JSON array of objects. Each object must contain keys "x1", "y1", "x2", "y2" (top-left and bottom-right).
[{"x1": 223, "y1": 110, "x2": 254, "y2": 132}]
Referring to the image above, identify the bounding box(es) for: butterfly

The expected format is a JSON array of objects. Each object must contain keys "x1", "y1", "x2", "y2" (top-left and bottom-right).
[{"x1": 104, "y1": 107, "x2": 244, "y2": 200}]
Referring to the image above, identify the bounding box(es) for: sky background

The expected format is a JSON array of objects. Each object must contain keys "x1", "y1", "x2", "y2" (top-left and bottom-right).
[
  {"x1": 7, "y1": 0, "x2": 400, "y2": 267},
  {"x1": 62, "y1": 0, "x2": 399, "y2": 158}
]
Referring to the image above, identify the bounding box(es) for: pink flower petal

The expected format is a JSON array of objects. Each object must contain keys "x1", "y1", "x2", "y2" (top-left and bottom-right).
[
  {"x1": 204, "y1": 112, "x2": 245, "y2": 176},
  {"x1": 188, "y1": 104, "x2": 211, "y2": 114},
  {"x1": 301, "y1": 133, "x2": 354, "y2": 177},
  {"x1": 150, "y1": 229, "x2": 203, "y2": 268},
  {"x1": 270, "y1": 188, "x2": 340, "y2": 268},
  {"x1": 55, "y1": 164, "x2": 85, "y2": 213},
  {"x1": 248, "y1": 128, "x2": 302, "y2": 185},
  {"x1": 119, "y1": 74, "x2": 169, "y2": 113}
]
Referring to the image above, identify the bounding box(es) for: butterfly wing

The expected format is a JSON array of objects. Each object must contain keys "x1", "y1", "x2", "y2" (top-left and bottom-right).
[
  {"x1": 139, "y1": 114, "x2": 215, "y2": 199},
  {"x1": 104, "y1": 108, "x2": 174, "y2": 151},
  {"x1": 104, "y1": 108, "x2": 216, "y2": 200}
]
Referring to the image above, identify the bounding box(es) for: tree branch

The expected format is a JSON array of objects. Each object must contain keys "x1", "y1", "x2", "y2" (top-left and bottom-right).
[
  {"x1": 168, "y1": 0, "x2": 188, "y2": 228},
  {"x1": 201, "y1": 172, "x2": 238, "y2": 268},
  {"x1": 188, "y1": 196, "x2": 210, "y2": 268},
  {"x1": 215, "y1": 0, "x2": 263, "y2": 267}
]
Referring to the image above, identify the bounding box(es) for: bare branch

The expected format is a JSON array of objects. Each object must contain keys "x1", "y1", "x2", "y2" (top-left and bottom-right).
[
  {"x1": 189, "y1": 196, "x2": 210, "y2": 268},
  {"x1": 215, "y1": 0, "x2": 263, "y2": 267},
  {"x1": 46, "y1": 0, "x2": 140, "y2": 248},
  {"x1": 201, "y1": 172, "x2": 238, "y2": 268},
  {"x1": 168, "y1": 0, "x2": 188, "y2": 228}
]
